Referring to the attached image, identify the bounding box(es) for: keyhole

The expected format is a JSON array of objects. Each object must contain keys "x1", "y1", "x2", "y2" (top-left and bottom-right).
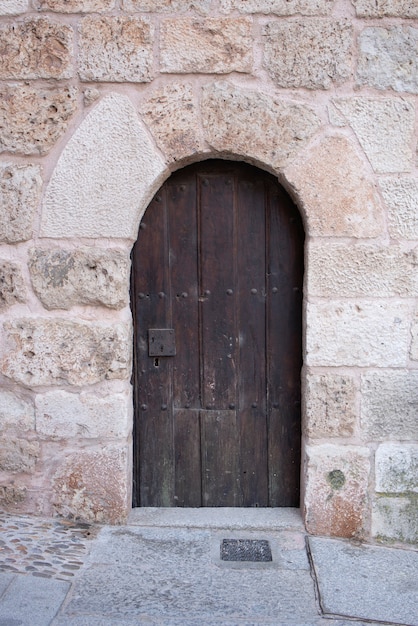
[{"x1": 154, "y1": 358, "x2": 160, "y2": 367}]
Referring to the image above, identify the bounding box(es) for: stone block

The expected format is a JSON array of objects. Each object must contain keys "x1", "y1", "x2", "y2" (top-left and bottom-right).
[
  {"x1": 140, "y1": 83, "x2": 203, "y2": 162},
  {"x1": 0, "y1": 391, "x2": 35, "y2": 432},
  {"x1": 0, "y1": 261, "x2": 26, "y2": 310},
  {"x1": 40, "y1": 93, "x2": 167, "y2": 239},
  {"x1": 353, "y1": 0, "x2": 418, "y2": 19},
  {"x1": 305, "y1": 444, "x2": 370, "y2": 538},
  {"x1": 122, "y1": 0, "x2": 211, "y2": 13},
  {"x1": 201, "y1": 82, "x2": 321, "y2": 169},
  {"x1": 160, "y1": 18, "x2": 253, "y2": 74},
  {"x1": 305, "y1": 373, "x2": 357, "y2": 438},
  {"x1": 0, "y1": 438, "x2": 39, "y2": 473},
  {"x1": 78, "y1": 16, "x2": 153, "y2": 82},
  {"x1": 307, "y1": 243, "x2": 418, "y2": 297},
  {"x1": 372, "y1": 495, "x2": 418, "y2": 544},
  {"x1": 1, "y1": 319, "x2": 131, "y2": 387},
  {"x1": 35, "y1": 390, "x2": 131, "y2": 439},
  {"x1": 0, "y1": 484, "x2": 27, "y2": 504},
  {"x1": 330, "y1": 97, "x2": 415, "y2": 173},
  {"x1": 0, "y1": 0, "x2": 28, "y2": 14},
  {"x1": 357, "y1": 27, "x2": 418, "y2": 95},
  {"x1": 410, "y1": 313, "x2": 418, "y2": 360},
  {"x1": 361, "y1": 371, "x2": 418, "y2": 440},
  {"x1": 375, "y1": 443, "x2": 418, "y2": 493},
  {"x1": 285, "y1": 136, "x2": 384, "y2": 237},
  {"x1": 263, "y1": 19, "x2": 352, "y2": 89},
  {"x1": 379, "y1": 177, "x2": 418, "y2": 239},
  {"x1": 35, "y1": 0, "x2": 115, "y2": 10},
  {"x1": 0, "y1": 85, "x2": 77, "y2": 156},
  {"x1": 52, "y1": 446, "x2": 129, "y2": 523},
  {"x1": 221, "y1": 0, "x2": 334, "y2": 14},
  {"x1": 29, "y1": 247, "x2": 129, "y2": 310},
  {"x1": 306, "y1": 301, "x2": 411, "y2": 367},
  {"x1": 0, "y1": 18, "x2": 73, "y2": 80},
  {"x1": 0, "y1": 164, "x2": 42, "y2": 243}
]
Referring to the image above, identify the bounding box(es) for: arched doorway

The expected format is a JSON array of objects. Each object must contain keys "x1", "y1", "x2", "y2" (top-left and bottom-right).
[{"x1": 131, "y1": 160, "x2": 304, "y2": 507}]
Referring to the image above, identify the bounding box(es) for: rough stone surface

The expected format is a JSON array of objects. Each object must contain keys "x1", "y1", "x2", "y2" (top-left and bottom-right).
[
  {"x1": 375, "y1": 443, "x2": 418, "y2": 493},
  {"x1": 263, "y1": 19, "x2": 352, "y2": 89},
  {"x1": 0, "y1": 485, "x2": 26, "y2": 504},
  {"x1": 330, "y1": 97, "x2": 415, "y2": 173},
  {"x1": 0, "y1": 391, "x2": 35, "y2": 432},
  {"x1": 0, "y1": 163, "x2": 42, "y2": 243},
  {"x1": 160, "y1": 18, "x2": 253, "y2": 74},
  {"x1": 0, "y1": 18, "x2": 73, "y2": 80},
  {"x1": 40, "y1": 94, "x2": 167, "y2": 239},
  {"x1": 35, "y1": 0, "x2": 115, "y2": 11},
  {"x1": 35, "y1": 390, "x2": 131, "y2": 439},
  {"x1": 78, "y1": 16, "x2": 153, "y2": 82},
  {"x1": 122, "y1": 0, "x2": 211, "y2": 13},
  {"x1": 29, "y1": 247, "x2": 129, "y2": 310},
  {"x1": 285, "y1": 136, "x2": 384, "y2": 237},
  {"x1": 0, "y1": 84, "x2": 78, "y2": 156},
  {"x1": 361, "y1": 371, "x2": 418, "y2": 440},
  {"x1": 307, "y1": 243, "x2": 418, "y2": 297},
  {"x1": 372, "y1": 495, "x2": 418, "y2": 544},
  {"x1": 221, "y1": 0, "x2": 334, "y2": 14},
  {"x1": 52, "y1": 446, "x2": 129, "y2": 523},
  {"x1": 0, "y1": 0, "x2": 28, "y2": 14},
  {"x1": 354, "y1": 0, "x2": 418, "y2": 19},
  {"x1": 201, "y1": 82, "x2": 321, "y2": 169},
  {"x1": 357, "y1": 27, "x2": 418, "y2": 94},
  {"x1": 305, "y1": 373, "x2": 357, "y2": 438},
  {"x1": 140, "y1": 83, "x2": 203, "y2": 162},
  {"x1": 306, "y1": 301, "x2": 411, "y2": 367},
  {"x1": 1, "y1": 319, "x2": 131, "y2": 387},
  {"x1": 0, "y1": 438, "x2": 40, "y2": 473},
  {"x1": 379, "y1": 177, "x2": 418, "y2": 239},
  {"x1": 305, "y1": 444, "x2": 370, "y2": 538},
  {"x1": 0, "y1": 261, "x2": 26, "y2": 310},
  {"x1": 410, "y1": 313, "x2": 418, "y2": 360}
]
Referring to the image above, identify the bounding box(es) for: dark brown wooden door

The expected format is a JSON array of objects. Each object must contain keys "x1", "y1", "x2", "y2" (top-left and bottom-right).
[{"x1": 131, "y1": 161, "x2": 304, "y2": 508}]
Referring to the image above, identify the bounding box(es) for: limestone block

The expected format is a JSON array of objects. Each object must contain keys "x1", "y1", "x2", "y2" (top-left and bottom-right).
[
  {"x1": 83, "y1": 88, "x2": 100, "y2": 107},
  {"x1": 160, "y1": 18, "x2": 253, "y2": 74},
  {"x1": 122, "y1": 0, "x2": 211, "y2": 13},
  {"x1": 0, "y1": 164, "x2": 42, "y2": 243},
  {"x1": 372, "y1": 495, "x2": 418, "y2": 544},
  {"x1": 0, "y1": 85, "x2": 77, "y2": 156},
  {"x1": 285, "y1": 137, "x2": 384, "y2": 237},
  {"x1": 41, "y1": 94, "x2": 167, "y2": 239},
  {"x1": 263, "y1": 19, "x2": 352, "y2": 89},
  {"x1": 0, "y1": 391, "x2": 35, "y2": 432},
  {"x1": 354, "y1": 0, "x2": 418, "y2": 19},
  {"x1": 307, "y1": 243, "x2": 418, "y2": 297},
  {"x1": 0, "y1": 261, "x2": 26, "y2": 310},
  {"x1": 140, "y1": 83, "x2": 203, "y2": 162},
  {"x1": 375, "y1": 443, "x2": 418, "y2": 493},
  {"x1": 35, "y1": 390, "x2": 131, "y2": 439},
  {"x1": 357, "y1": 27, "x2": 418, "y2": 95},
  {"x1": 29, "y1": 247, "x2": 129, "y2": 310},
  {"x1": 0, "y1": 485, "x2": 27, "y2": 504},
  {"x1": 306, "y1": 301, "x2": 411, "y2": 367},
  {"x1": 410, "y1": 314, "x2": 418, "y2": 360},
  {"x1": 52, "y1": 446, "x2": 129, "y2": 523},
  {"x1": 35, "y1": 0, "x2": 115, "y2": 11},
  {"x1": 305, "y1": 444, "x2": 370, "y2": 538},
  {"x1": 220, "y1": 0, "x2": 334, "y2": 14},
  {"x1": 379, "y1": 178, "x2": 418, "y2": 239},
  {"x1": 201, "y1": 82, "x2": 321, "y2": 169},
  {"x1": 330, "y1": 97, "x2": 415, "y2": 173},
  {"x1": 0, "y1": 0, "x2": 28, "y2": 14},
  {"x1": 361, "y1": 371, "x2": 418, "y2": 440},
  {"x1": 0, "y1": 18, "x2": 73, "y2": 80},
  {"x1": 1, "y1": 319, "x2": 131, "y2": 387},
  {"x1": 305, "y1": 373, "x2": 357, "y2": 438},
  {"x1": 79, "y1": 16, "x2": 153, "y2": 82},
  {"x1": 0, "y1": 438, "x2": 40, "y2": 473}
]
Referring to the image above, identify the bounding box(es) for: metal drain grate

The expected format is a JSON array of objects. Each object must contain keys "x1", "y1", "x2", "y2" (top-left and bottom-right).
[{"x1": 220, "y1": 539, "x2": 272, "y2": 562}]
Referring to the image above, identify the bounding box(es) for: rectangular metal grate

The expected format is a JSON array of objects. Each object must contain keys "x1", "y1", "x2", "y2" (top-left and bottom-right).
[{"x1": 220, "y1": 539, "x2": 272, "y2": 562}]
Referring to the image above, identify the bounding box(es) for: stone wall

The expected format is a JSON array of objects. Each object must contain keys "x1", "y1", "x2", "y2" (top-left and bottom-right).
[{"x1": 0, "y1": 0, "x2": 417, "y2": 543}]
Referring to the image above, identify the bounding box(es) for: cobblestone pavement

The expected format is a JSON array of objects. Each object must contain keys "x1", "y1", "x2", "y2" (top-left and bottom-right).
[{"x1": 0, "y1": 514, "x2": 98, "y2": 581}]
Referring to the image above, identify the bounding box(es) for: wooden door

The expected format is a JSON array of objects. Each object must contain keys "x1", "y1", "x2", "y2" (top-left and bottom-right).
[{"x1": 131, "y1": 161, "x2": 304, "y2": 508}]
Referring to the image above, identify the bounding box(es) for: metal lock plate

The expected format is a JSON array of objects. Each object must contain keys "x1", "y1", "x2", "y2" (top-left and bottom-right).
[{"x1": 148, "y1": 329, "x2": 176, "y2": 357}]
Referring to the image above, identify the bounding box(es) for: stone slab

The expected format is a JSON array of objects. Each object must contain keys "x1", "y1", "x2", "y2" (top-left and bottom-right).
[
  {"x1": 0, "y1": 572, "x2": 13, "y2": 597},
  {"x1": 309, "y1": 536, "x2": 418, "y2": 625}
]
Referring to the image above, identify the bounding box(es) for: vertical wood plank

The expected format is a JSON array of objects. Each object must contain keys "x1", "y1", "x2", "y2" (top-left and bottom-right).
[{"x1": 174, "y1": 409, "x2": 201, "y2": 506}]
